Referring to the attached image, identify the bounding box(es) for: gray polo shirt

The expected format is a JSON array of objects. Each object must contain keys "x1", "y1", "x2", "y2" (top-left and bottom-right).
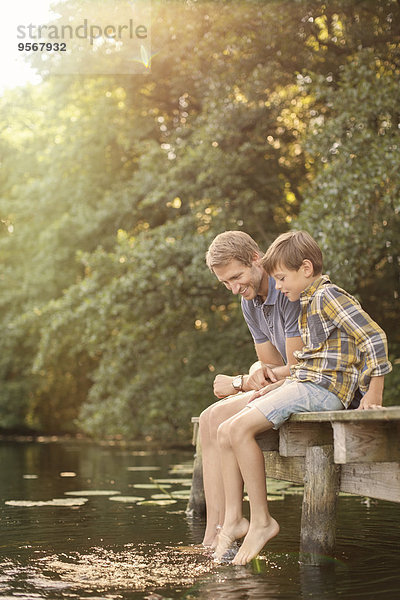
[{"x1": 241, "y1": 276, "x2": 300, "y2": 363}]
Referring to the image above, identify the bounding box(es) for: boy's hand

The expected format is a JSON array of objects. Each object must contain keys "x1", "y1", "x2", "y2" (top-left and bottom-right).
[
  {"x1": 243, "y1": 365, "x2": 277, "y2": 392},
  {"x1": 248, "y1": 379, "x2": 284, "y2": 403},
  {"x1": 357, "y1": 376, "x2": 385, "y2": 410},
  {"x1": 357, "y1": 390, "x2": 383, "y2": 410}
]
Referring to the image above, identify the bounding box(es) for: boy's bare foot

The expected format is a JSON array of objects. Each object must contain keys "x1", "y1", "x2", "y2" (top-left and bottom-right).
[
  {"x1": 232, "y1": 517, "x2": 280, "y2": 565},
  {"x1": 213, "y1": 517, "x2": 249, "y2": 560}
]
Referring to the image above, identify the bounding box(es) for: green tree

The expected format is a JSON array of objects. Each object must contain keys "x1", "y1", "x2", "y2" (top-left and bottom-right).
[{"x1": 0, "y1": 0, "x2": 399, "y2": 437}]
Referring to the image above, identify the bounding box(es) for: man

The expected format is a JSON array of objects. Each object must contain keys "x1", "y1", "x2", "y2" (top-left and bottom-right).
[{"x1": 199, "y1": 230, "x2": 303, "y2": 547}]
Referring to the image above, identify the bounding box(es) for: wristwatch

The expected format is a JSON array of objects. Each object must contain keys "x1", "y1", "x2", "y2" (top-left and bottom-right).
[{"x1": 232, "y1": 375, "x2": 244, "y2": 392}]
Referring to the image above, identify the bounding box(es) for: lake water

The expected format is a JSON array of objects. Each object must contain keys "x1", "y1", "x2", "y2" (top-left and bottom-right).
[{"x1": 0, "y1": 439, "x2": 400, "y2": 599}]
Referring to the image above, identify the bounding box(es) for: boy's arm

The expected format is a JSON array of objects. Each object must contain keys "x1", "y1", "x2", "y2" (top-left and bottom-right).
[
  {"x1": 357, "y1": 376, "x2": 384, "y2": 410},
  {"x1": 322, "y1": 288, "x2": 392, "y2": 392},
  {"x1": 267, "y1": 336, "x2": 303, "y2": 379}
]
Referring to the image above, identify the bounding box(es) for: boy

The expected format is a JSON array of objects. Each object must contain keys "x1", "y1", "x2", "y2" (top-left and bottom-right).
[{"x1": 213, "y1": 230, "x2": 392, "y2": 565}]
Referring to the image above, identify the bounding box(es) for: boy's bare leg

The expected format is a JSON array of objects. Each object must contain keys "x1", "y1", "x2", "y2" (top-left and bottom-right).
[
  {"x1": 229, "y1": 407, "x2": 279, "y2": 565},
  {"x1": 199, "y1": 392, "x2": 254, "y2": 547}
]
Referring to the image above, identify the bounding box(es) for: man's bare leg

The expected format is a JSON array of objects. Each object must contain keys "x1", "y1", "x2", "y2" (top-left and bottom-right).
[
  {"x1": 212, "y1": 414, "x2": 250, "y2": 560},
  {"x1": 199, "y1": 392, "x2": 253, "y2": 547},
  {"x1": 199, "y1": 405, "x2": 225, "y2": 546},
  {"x1": 229, "y1": 407, "x2": 279, "y2": 565}
]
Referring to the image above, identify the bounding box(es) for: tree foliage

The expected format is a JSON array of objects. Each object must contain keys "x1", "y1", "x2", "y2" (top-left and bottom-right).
[{"x1": 0, "y1": 0, "x2": 399, "y2": 441}]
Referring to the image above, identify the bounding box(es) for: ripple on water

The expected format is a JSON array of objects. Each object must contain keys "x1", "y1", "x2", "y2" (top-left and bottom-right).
[{"x1": 0, "y1": 545, "x2": 216, "y2": 596}]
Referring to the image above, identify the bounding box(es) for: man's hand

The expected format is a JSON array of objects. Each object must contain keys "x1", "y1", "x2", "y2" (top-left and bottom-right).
[
  {"x1": 243, "y1": 365, "x2": 278, "y2": 392},
  {"x1": 213, "y1": 374, "x2": 238, "y2": 398}
]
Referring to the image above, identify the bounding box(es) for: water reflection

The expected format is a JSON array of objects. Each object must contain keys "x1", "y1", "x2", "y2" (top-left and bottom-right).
[{"x1": 1, "y1": 440, "x2": 400, "y2": 600}]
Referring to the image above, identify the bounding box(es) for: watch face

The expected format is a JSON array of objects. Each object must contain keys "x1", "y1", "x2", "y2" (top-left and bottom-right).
[{"x1": 232, "y1": 376, "x2": 242, "y2": 390}]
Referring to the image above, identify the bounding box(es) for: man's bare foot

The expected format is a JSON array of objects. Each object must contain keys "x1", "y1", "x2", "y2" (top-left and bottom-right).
[
  {"x1": 232, "y1": 517, "x2": 280, "y2": 565},
  {"x1": 213, "y1": 517, "x2": 249, "y2": 560},
  {"x1": 202, "y1": 524, "x2": 222, "y2": 549},
  {"x1": 210, "y1": 525, "x2": 222, "y2": 550}
]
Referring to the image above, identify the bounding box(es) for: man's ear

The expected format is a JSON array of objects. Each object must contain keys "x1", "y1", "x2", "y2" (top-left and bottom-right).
[
  {"x1": 302, "y1": 259, "x2": 314, "y2": 277},
  {"x1": 251, "y1": 252, "x2": 262, "y2": 265}
]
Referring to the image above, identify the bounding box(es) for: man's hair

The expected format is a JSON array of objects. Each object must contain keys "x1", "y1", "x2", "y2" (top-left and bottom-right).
[
  {"x1": 262, "y1": 230, "x2": 323, "y2": 275},
  {"x1": 205, "y1": 231, "x2": 262, "y2": 271}
]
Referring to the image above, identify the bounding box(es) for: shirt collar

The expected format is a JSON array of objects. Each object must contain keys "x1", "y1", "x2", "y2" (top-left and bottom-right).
[
  {"x1": 300, "y1": 274, "x2": 331, "y2": 301},
  {"x1": 253, "y1": 276, "x2": 279, "y2": 307}
]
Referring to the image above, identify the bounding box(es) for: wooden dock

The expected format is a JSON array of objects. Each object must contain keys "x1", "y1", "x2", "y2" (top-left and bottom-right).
[{"x1": 187, "y1": 407, "x2": 400, "y2": 564}]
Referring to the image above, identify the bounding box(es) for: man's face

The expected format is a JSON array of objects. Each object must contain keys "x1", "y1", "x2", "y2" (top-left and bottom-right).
[{"x1": 213, "y1": 258, "x2": 264, "y2": 301}]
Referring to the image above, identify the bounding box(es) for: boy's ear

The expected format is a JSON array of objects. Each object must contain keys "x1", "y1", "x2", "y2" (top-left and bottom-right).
[{"x1": 302, "y1": 259, "x2": 314, "y2": 277}]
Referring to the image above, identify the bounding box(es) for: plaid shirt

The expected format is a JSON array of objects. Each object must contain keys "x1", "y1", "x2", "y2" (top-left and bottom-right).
[{"x1": 289, "y1": 275, "x2": 392, "y2": 408}]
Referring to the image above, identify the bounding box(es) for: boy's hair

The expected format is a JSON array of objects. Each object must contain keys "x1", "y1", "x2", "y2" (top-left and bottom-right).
[
  {"x1": 206, "y1": 231, "x2": 262, "y2": 271},
  {"x1": 262, "y1": 230, "x2": 323, "y2": 275}
]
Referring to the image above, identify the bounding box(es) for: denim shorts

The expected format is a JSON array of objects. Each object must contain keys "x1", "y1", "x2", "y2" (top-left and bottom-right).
[{"x1": 251, "y1": 379, "x2": 343, "y2": 429}]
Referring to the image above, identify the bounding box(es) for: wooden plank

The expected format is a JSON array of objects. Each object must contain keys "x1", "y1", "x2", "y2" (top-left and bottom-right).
[
  {"x1": 279, "y1": 422, "x2": 333, "y2": 457},
  {"x1": 256, "y1": 429, "x2": 279, "y2": 452},
  {"x1": 340, "y1": 462, "x2": 400, "y2": 503},
  {"x1": 192, "y1": 407, "x2": 400, "y2": 426},
  {"x1": 289, "y1": 406, "x2": 400, "y2": 423},
  {"x1": 333, "y1": 422, "x2": 400, "y2": 464},
  {"x1": 300, "y1": 446, "x2": 340, "y2": 565},
  {"x1": 263, "y1": 451, "x2": 305, "y2": 484}
]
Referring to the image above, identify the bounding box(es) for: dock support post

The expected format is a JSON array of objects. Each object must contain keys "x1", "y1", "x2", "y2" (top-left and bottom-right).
[
  {"x1": 300, "y1": 445, "x2": 340, "y2": 565},
  {"x1": 186, "y1": 424, "x2": 206, "y2": 517}
]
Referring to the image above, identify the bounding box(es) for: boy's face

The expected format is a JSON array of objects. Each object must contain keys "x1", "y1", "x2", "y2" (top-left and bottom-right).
[
  {"x1": 213, "y1": 258, "x2": 266, "y2": 300},
  {"x1": 272, "y1": 261, "x2": 314, "y2": 301}
]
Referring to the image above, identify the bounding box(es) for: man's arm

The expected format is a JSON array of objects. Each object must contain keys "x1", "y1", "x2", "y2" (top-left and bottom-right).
[{"x1": 213, "y1": 341, "x2": 282, "y2": 398}]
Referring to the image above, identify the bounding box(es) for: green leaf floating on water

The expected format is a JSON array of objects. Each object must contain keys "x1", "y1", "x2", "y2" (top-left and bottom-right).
[
  {"x1": 109, "y1": 496, "x2": 146, "y2": 503},
  {"x1": 171, "y1": 490, "x2": 191, "y2": 499},
  {"x1": 126, "y1": 466, "x2": 161, "y2": 472},
  {"x1": 133, "y1": 483, "x2": 172, "y2": 489},
  {"x1": 64, "y1": 490, "x2": 121, "y2": 496},
  {"x1": 151, "y1": 494, "x2": 172, "y2": 500},
  {"x1": 283, "y1": 486, "x2": 304, "y2": 495},
  {"x1": 137, "y1": 499, "x2": 177, "y2": 506},
  {"x1": 168, "y1": 465, "x2": 193, "y2": 476},
  {"x1": 153, "y1": 478, "x2": 192, "y2": 486},
  {"x1": 5, "y1": 498, "x2": 88, "y2": 507}
]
